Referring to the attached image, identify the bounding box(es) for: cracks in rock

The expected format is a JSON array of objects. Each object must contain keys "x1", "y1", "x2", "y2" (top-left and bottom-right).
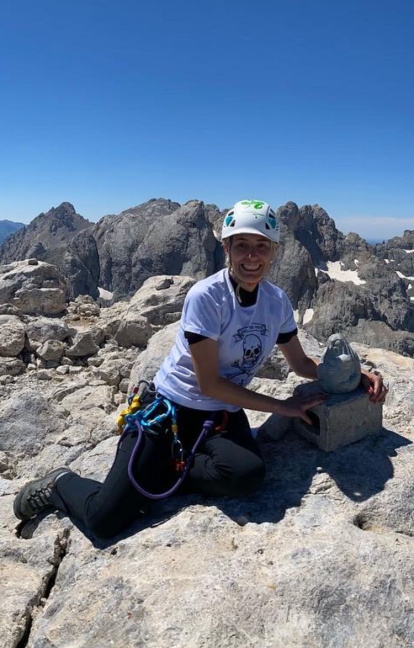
[
  {"x1": 15, "y1": 528, "x2": 70, "y2": 648},
  {"x1": 394, "y1": 529, "x2": 414, "y2": 539}
]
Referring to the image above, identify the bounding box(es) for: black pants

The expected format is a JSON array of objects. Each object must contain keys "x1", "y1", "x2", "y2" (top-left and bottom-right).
[{"x1": 51, "y1": 398, "x2": 265, "y2": 539}]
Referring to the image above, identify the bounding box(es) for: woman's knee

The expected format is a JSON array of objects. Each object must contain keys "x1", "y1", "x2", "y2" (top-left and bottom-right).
[{"x1": 211, "y1": 455, "x2": 266, "y2": 497}]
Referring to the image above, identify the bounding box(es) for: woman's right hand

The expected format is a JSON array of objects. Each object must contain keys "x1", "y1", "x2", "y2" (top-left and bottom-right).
[
  {"x1": 189, "y1": 337, "x2": 327, "y2": 417},
  {"x1": 276, "y1": 393, "x2": 326, "y2": 424}
]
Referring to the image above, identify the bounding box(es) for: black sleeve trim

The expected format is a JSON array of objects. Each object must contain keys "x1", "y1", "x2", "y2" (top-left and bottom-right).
[
  {"x1": 277, "y1": 328, "x2": 298, "y2": 344},
  {"x1": 184, "y1": 331, "x2": 209, "y2": 345},
  {"x1": 186, "y1": 329, "x2": 298, "y2": 345}
]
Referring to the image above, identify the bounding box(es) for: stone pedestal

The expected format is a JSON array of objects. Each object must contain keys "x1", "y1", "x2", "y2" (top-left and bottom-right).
[{"x1": 293, "y1": 381, "x2": 383, "y2": 452}]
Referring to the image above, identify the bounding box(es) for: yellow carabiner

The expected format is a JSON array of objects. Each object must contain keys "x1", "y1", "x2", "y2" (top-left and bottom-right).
[{"x1": 116, "y1": 394, "x2": 142, "y2": 434}]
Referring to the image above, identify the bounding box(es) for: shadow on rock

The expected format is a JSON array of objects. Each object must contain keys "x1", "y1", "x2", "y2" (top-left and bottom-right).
[
  {"x1": 18, "y1": 428, "x2": 410, "y2": 544},
  {"x1": 314, "y1": 427, "x2": 410, "y2": 502},
  {"x1": 61, "y1": 493, "x2": 207, "y2": 549},
  {"x1": 214, "y1": 427, "x2": 411, "y2": 526}
]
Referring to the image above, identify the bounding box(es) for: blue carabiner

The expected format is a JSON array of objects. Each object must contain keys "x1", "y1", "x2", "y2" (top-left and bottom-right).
[{"x1": 143, "y1": 396, "x2": 172, "y2": 428}]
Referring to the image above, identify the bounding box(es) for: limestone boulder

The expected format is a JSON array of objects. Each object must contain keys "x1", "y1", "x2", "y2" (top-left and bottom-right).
[
  {"x1": 0, "y1": 356, "x2": 26, "y2": 377},
  {"x1": 36, "y1": 340, "x2": 66, "y2": 363},
  {"x1": 256, "y1": 330, "x2": 323, "y2": 382},
  {"x1": 99, "y1": 308, "x2": 150, "y2": 349},
  {"x1": 0, "y1": 303, "x2": 24, "y2": 317},
  {"x1": 97, "y1": 300, "x2": 128, "y2": 331},
  {"x1": 25, "y1": 317, "x2": 71, "y2": 351},
  {"x1": 0, "y1": 315, "x2": 25, "y2": 357},
  {"x1": 88, "y1": 325, "x2": 106, "y2": 348},
  {"x1": 0, "y1": 390, "x2": 66, "y2": 457},
  {"x1": 110, "y1": 314, "x2": 153, "y2": 348},
  {"x1": 65, "y1": 331, "x2": 99, "y2": 358},
  {"x1": 98, "y1": 275, "x2": 195, "y2": 347},
  {"x1": 128, "y1": 321, "x2": 179, "y2": 388},
  {"x1": 64, "y1": 294, "x2": 101, "y2": 321},
  {"x1": 0, "y1": 260, "x2": 67, "y2": 315},
  {"x1": 51, "y1": 381, "x2": 118, "y2": 442},
  {"x1": 128, "y1": 274, "x2": 196, "y2": 326},
  {"x1": 94, "y1": 356, "x2": 135, "y2": 388}
]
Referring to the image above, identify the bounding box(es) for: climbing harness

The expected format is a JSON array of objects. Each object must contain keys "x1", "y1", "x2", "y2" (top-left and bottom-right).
[{"x1": 117, "y1": 381, "x2": 216, "y2": 500}]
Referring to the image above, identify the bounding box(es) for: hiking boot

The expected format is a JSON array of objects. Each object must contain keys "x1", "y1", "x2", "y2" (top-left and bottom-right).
[{"x1": 13, "y1": 467, "x2": 73, "y2": 521}]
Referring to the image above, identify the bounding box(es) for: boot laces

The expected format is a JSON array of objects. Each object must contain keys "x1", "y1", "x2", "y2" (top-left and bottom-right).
[{"x1": 27, "y1": 484, "x2": 53, "y2": 513}]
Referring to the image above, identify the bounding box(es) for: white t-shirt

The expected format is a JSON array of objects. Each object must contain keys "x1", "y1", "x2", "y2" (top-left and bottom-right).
[{"x1": 154, "y1": 269, "x2": 296, "y2": 412}]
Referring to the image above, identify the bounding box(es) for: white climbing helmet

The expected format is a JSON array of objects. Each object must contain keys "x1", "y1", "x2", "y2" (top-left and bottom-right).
[{"x1": 221, "y1": 200, "x2": 280, "y2": 243}]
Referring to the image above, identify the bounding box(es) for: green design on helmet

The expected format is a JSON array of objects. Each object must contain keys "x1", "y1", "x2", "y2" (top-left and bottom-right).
[
  {"x1": 240, "y1": 200, "x2": 265, "y2": 210},
  {"x1": 222, "y1": 199, "x2": 280, "y2": 243}
]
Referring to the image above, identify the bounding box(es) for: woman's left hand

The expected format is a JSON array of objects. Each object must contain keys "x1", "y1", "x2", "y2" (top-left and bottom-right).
[{"x1": 360, "y1": 370, "x2": 388, "y2": 403}]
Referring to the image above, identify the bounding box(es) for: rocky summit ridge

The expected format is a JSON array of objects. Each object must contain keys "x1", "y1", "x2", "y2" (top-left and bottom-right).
[
  {"x1": 1, "y1": 267, "x2": 414, "y2": 647},
  {"x1": 2, "y1": 199, "x2": 414, "y2": 646},
  {"x1": 1, "y1": 198, "x2": 414, "y2": 357}
]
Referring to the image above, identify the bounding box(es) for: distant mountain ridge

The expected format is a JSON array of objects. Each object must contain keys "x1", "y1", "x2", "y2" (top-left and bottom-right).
[
  {"x1": 0, "y1": 202, "x2": 97, "y2": 299},
  {"x1": 0, "y1": 219, "x2": 24, "y2": 245},
  {"x1": 0, "y1": 202, "x2": 92, "y2": 261},
  {"x1": 1, "y1": 198, "x2": 414, "y2": 356}
]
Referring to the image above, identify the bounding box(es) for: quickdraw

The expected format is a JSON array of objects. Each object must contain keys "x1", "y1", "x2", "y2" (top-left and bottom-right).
[
  {"x1": 118, "y1": 383, "x2": 216, "y2": 500},
  {"x1": 116, "y1": 383, "x2": 144, "y2": 434}
]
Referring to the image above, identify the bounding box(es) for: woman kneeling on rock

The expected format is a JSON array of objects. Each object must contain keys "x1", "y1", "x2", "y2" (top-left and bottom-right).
[{"x1": 13, "y1": 200, "x2": 387, "y2": 539}]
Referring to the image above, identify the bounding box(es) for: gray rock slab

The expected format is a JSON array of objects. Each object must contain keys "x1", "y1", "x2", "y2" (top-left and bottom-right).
[
  {"x1": 0, "y1": 519, "x2": 70, "y2": 648},
  {"x1": 25, "y1": 317, "x2": 70, "y2": 351},
  {"x1": 0, "y1": 390, "x2": 66, "y2": 457},
  {"x1": 1, "y1": 315, "x2": 414, "y2": 648},
  {"x1": 129, "y1": 321, "x2": 179, "y2": 389},
  {"x1": 65, "y1": 331, "x2": 99, "y2": 358},
  {"x1": 128, "y1": 274, "x2": 196, "y2": 326},
  {"x1": 23, "y1": 500, "x2": 414, "y2": 648},
  {"x1": 0, "y1": 356, "x2": 26, "y2": 376},
  {"x1": 0, "y1": 260, "x2": 67, "y2": 315},
  {"x1": 36, "y1": 339, "x2": 66, "y2": 362},
  {"x1": 0, "y1": 315, "x2": 25, "y2": 357}
]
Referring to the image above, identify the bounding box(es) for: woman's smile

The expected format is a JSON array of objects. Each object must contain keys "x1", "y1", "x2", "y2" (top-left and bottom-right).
[{"x1": 226, "y1": 233, "x2": 274, "y2": 290}]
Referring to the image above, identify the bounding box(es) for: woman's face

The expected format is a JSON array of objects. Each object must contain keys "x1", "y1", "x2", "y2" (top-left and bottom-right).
[{"x1": 224, "y1": 233, "x2": 274, "y2": 290}]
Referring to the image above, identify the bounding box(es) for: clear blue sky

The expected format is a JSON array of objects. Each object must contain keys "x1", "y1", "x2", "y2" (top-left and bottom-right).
[{"x1": 1, "y1": 0, "x2": 413, "y2": 240}]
